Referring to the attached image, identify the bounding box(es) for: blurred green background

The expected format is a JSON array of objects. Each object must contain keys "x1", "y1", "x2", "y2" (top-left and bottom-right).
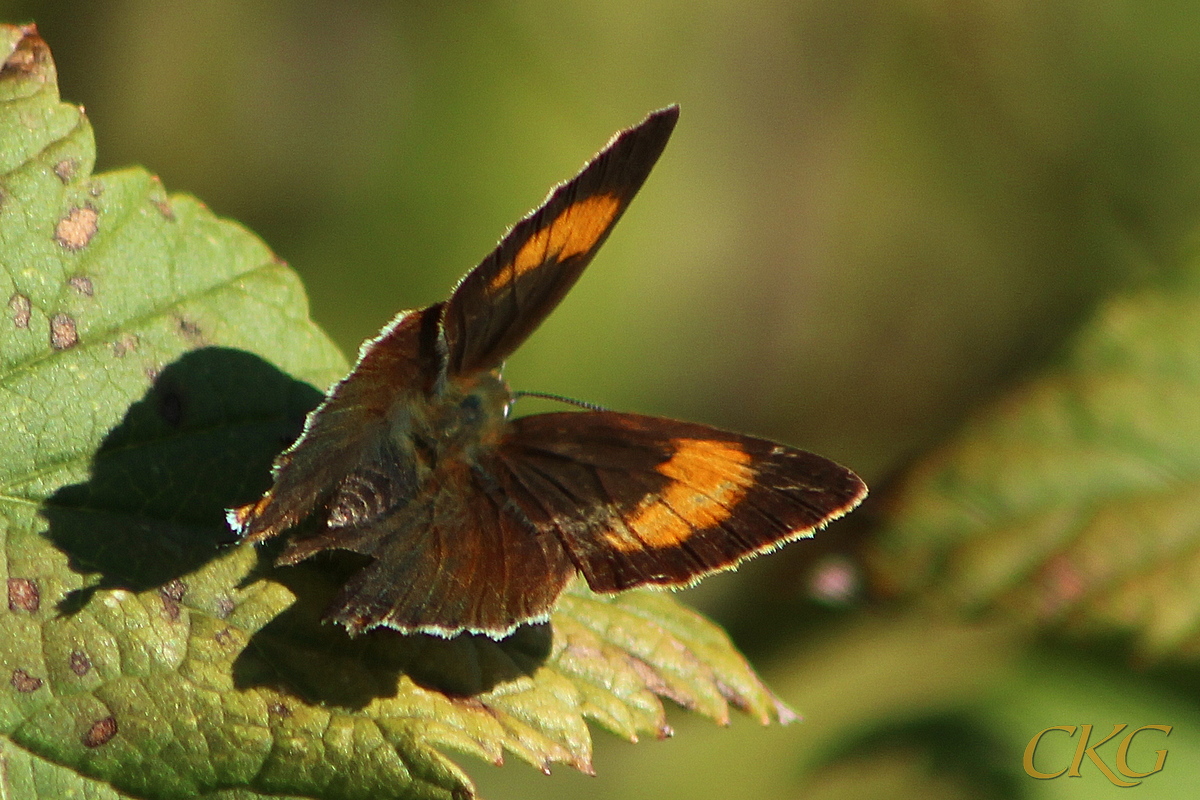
[{"x1": 8, "y1": 1, "x2": 1200, "y2": 797}]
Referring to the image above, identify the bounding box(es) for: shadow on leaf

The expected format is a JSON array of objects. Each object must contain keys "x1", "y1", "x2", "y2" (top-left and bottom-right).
[
  {"x1": 40, "y1": 344, "x2": 551, "y2": 707},
  {"x1": 42, "y1": 346, "x2": 321, "y2": 608}
]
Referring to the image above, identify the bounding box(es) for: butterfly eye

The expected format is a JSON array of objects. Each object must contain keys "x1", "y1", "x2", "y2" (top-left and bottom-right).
[{"x1": 449, "y1": 393, "x2": 485, "y2": 433}]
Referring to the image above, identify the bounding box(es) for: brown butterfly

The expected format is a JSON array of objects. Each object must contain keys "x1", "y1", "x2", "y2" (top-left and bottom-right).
[{"x1": 228, "y1": 106, "x2": 866, "y2": 639}]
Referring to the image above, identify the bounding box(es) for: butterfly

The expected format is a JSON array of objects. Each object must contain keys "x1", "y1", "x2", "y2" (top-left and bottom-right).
[{"x1": 228, "y1": 105, "x2": 867, "y2": 639}]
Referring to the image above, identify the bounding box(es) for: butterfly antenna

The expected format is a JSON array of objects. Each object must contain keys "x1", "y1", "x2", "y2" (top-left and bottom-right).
[{"x1": 511, "y1": 391, "x2": 608, "y2": 412}]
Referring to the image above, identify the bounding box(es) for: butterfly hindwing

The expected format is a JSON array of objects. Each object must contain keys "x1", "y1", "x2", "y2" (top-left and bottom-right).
[
  {"x1": 488, "y1": 411, "x2": 867, "y2": 593},
  {"x1": 442, "y1": 106, "x2": 679, "y2": 377},
  {"x1": 283, "y1": 457, "x2": 576, "y2": 637}
]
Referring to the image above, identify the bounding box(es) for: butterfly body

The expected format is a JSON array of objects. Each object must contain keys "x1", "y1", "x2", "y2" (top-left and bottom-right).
[{"x1": 229, "y1": 106, "x2": 867, "y2": 639}]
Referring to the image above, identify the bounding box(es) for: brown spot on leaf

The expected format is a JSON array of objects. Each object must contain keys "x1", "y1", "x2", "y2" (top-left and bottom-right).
[
  {"x1": 0, "y1": 26, "x2": 48, "y2": 78},
  {"x1": 215, "y1": 596, "x2": 235, "y2": 619},
  {"x1": 10, "y1": 668, "x2": 43, "y2": 693},
  {"x1": 111, "y1": 333, "x2": 139, "y2": 357},
  {"x1": 159, "y1": 578, "x2": 186, "y2": 602},
  {"x1": 147, "y1": 181, "x2": 176, "y2": 220},
  {"x1": 88, "y1": 181, "x2": 103, "y2": 198},
  {"x1": 69, "y1": 650, "x2": 92, "y2": 676},
  {"x1": 8, "y1": 293, "x2": 30, "y2": 329},
  {"x1": 213, "y1": 627, "x2": 234, "y2": 646},
  {"x1": 55, "y1": 206, "x2": 98, "y2": 250},
  {"x1": 54, "y1": 158, "x2": 79, "y2": 183},
  {"x1": 267, "y1": 702, "x2": 291, "y2": 718},
  {"x1": 158, "y1": 579, "x2": 186, "y2": 621},
  {"x1": 50, "y1": 313, "x2": 78, "y2": 350},
  {"x1": 68, "y1": 275, "x2": 94, "y2": 296},
  {"x1": 7, "y1": 578, "x2": 40, "y2": 611},
  {"x1": 82, "y1": 716, "x2": 117, "y2": 747},
  {"x1": 160, "y1": 598, "x2": 180, "y2": 622},
  {"x1": 176, "y1": 316, "x2": 203, "y2": 343}
]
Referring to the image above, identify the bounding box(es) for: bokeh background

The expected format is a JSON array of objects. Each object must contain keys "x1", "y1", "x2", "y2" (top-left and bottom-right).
[{"x1": 7, "y1": 1, "x2": 1200, "y2": 797}]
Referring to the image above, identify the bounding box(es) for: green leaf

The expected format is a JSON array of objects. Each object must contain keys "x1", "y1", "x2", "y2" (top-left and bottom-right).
[
  {"x1": 1, "y1": 24, "x2": 789, "y2": 800},
  {"x1": 870, "y1": 270, "x2": 1200, "y2": 660}
]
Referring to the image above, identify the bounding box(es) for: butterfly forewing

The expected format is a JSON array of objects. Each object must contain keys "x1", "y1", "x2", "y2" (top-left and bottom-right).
[
  {"x1": 489, "y1": 412, "x2": 867, "y2": 593},
  {"x1": 442, "y1": 106, "x2": 679, "y2": 377}
]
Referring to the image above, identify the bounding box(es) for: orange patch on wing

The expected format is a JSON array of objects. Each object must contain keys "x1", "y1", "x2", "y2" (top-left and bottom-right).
[
  {"x1": 609, "y1": 438, "x2": 755, "y2": 552},
  {"x1": 487, "y1": 193, "x2": 622, "y2": 292}
]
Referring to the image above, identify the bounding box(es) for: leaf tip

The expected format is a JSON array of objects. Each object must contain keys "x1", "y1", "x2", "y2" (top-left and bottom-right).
[
  {"x1": 774, "y1": 697, "x2": 801, "y2": 726},
  {"x1": 1, "y1": 23, "x2": 49, "y2": 79}
]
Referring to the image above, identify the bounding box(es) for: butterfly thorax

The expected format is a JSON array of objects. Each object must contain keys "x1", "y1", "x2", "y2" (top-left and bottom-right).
[{"x1": 410, "y1": 369, "x2": 510, "y2": 470}]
